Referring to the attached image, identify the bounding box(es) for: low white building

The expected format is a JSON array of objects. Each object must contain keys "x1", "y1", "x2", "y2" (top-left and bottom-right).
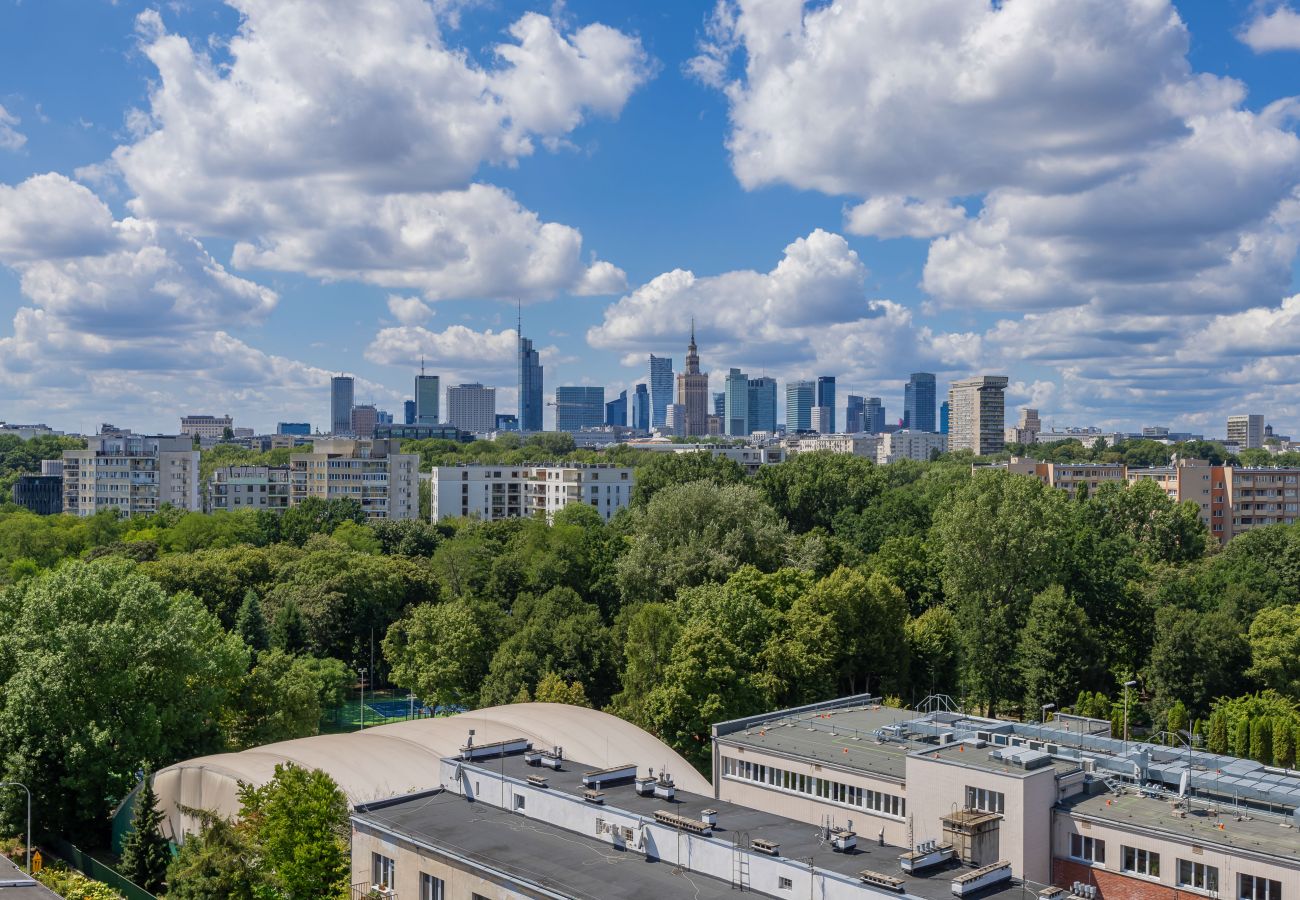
[
  {"x1": 430, "y1": 463, "x2": 634, "y2": 522},
  {"x1": 179, "y1": 414, "x2": 233, "y2": 440},
  {"x1": 877, "y1": 430, "x2": 948, "y2": 464},
  {"x1": 787, "y1": 433, "x2": 881, "y2": 458}
]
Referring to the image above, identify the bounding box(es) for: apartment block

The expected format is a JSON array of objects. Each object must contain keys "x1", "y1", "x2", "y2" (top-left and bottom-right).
[
  {"x1": 430, "y1": 463, "x2": 633, "y2": 523},
  {"x1": 288, "y1": 438, "x2": 419, "y2": 521},
  {"x1": 62, "y1": 434, "x2": 200, "y2": 517},
  {"x1": 1007, "y1": 458, "x2": 1130, "y2": 498},
  {"x1": 948, "y1": 376, "x2": 1009, "y2": 456},
  {"x1": 179, "y1": 414, "x2": 232, "y2": 440},
  {"x1": 788, "y1": 433, "x2": 881, "y2": 458},
  {"x1": 878, "y1": 430, "x2": 949, "y2": 464},
  {"x1": 207, "y1": 465, "x2": 290, "y2": 513},
  {"x1": 445, "y1": 383, "x2": 496, "y2": 434},
  {"x1": 1227, "y1": 414, "x2": 1265, "y2": 450}
]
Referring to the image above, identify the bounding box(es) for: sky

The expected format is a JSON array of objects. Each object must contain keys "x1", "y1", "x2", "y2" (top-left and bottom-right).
[{"x1": 2, "y1": 0, "x2": 1300, "y2": 436}]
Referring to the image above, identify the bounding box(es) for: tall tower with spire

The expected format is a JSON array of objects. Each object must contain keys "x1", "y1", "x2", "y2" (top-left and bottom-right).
[
  {"x1": 414, "y1": 355, "x2": 440, "y2": 425},
  {"x1": 676, "y1": 319, "x2": 709, "y2": 436}
]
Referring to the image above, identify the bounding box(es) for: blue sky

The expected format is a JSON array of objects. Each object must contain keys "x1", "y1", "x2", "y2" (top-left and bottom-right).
[{"x1": 1, "y1": 0, "x2": 1299, "y2": 435}]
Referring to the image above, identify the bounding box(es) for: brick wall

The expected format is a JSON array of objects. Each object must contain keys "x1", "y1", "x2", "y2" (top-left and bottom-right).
[{"x1": 1054, "y1": 859, "x2": 1178, "y2": 900}]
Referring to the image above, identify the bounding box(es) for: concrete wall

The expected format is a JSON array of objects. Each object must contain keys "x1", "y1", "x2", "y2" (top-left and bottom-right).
[{"x1": 352, "y1": 822, "x2": 535, "y2": 900}]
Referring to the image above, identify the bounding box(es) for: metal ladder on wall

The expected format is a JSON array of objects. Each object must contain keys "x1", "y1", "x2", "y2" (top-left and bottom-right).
[{"x1": 731, "y1": 831, "x2": 751, "y2": 891}]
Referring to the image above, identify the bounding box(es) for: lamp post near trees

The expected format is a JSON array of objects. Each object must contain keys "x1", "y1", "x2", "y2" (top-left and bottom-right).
[
  {"x1": 0, "y1": 781, "x2": 31, "y2": 873},
  {"x1": 1123, "y1": 680, "x2": 1138, "y2": 756}
]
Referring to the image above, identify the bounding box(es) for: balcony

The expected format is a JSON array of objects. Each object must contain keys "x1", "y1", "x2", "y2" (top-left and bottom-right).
[{"x1": 350, "y1": 883, "x2": 396, "y2": 900}]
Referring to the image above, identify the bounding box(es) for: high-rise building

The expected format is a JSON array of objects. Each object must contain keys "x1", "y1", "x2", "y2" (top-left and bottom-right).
[
  {"x1": 664, "y1": 403, "x2": 686, "y2": 437},
  {"x1": 724, "y1": 368, "x2": 749, "y2": 436},
  {"x1": 63, "y1": 434, "x2": 200, "y2": 517},
  {"x1": 1227, "y1": 414, "x2": 1265, "y2": 449},
  {"x1": 415, "y1": 363, "x2": 440, "y2": 425},
  {"x1": 676, "y1": 324, "x2": 709, "y2": 436},
  {"x1": 785, "y1": 380, "x2": 814, "y2": 433},
  {"x1": 864, "y1": 397, "x2": 885, "y2": 433},
  {"x1": 947, "y1": 376, "x2": 1009, "y2": 455},
  {"x1": 631, "y1": 384, "x2": 650, "y2": 431},
  {"x1": 816, "y1": 377, "x2": 836, "y2": 433},
  {"x1": 939, "y1": 400, "x2": 949, "y2": 435},
  {"x1": 1006, "y1": 407, "x2": 1042, "y2": 445},
  {"x1": 180, "y1": 414, "x2": 233, "y2": 440},
  {"x1": 277, "y1": 422, "x2": 311, "y2": 436},
  {"x1": 431, "y1": 464, "x2": 634, "y2": 523},
  {"x1": 649, "y1": 355, "x2": 673, "y2": 429},
  {"x1": 605, "y1": 390, "x2": 627, "y2": 427},
  {"x1": 713, "y1": 392, "x2": 726, "y2": 418},
  {"x1": 845, "y1": 395, "x2": 865, "y2": 433},
  {"x1": 330, "y1": 375, "x2": 355, "y2": 435},
  {"x1": 403, "y1": 400, "x2": 416, "y2": 425},
  {"x1": 519, "y1": 334, "x2": 544, "y2": 432},
  {"x1": 446, "y1": 383, "x2": 496, "y2": 433},
  {"x1": 555, "y1": 386, "x2": 605, "y2": 432},
  {"x1": 904, "y1": 373, "x2": 937, "y2": 432},
  {"x1": 495, "y1": 414, "x2": 519, "y2": 432},
  {"x1": 289, "y1": 438, "x2": 419, "y2": 520},
  {"x1": 747, "y1": 377, "x2": 778, "y2": 434},
  {"x1": 350, "y1": 404, "x2": 378, "y2": 439},
  {"x1": 810, "y1": 407, "x2": 832, "y2": 434},
  {"x1": 207, "y1": 465, "x2": 290, "y2": 513}
]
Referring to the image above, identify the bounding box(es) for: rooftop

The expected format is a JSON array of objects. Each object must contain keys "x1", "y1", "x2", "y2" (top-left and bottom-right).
[{"x1": 0, "y1": 857, "x2": 56, "y2": 899}]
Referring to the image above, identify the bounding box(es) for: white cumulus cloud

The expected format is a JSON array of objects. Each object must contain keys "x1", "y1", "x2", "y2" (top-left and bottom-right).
[
  {"x1": 0, "y1": 105, "x2": 25, "y2": 151},
  {"x1": 1240, "y1": 4, "x2": 1300, "y2": 52}
]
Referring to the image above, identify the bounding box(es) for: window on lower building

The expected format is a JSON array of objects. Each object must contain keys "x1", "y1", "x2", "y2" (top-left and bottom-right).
[
  {"x1": 419, "y1": 873, "x2": 445, "y2": 900},
  {"x1": 779, "y1": 876, "x2": 794, "y2": 890},
  {"x1": 1121, "y1": 846, "x2": 1159, "y2": 877},
  {"x1": 1178, "y1": 860, "x2": 1218, "y2": 893},
  {"x1": 1069, "y1": 834, "x2": 1105, "y2": 864},
  {"x1": 965, "y1": 786, "x2": 1005, "y2": 814},
  {"x1": 371, "y1": 852, "x2": 395, "y2": 887},
  {"x1": 1241, "y1": 875, "x2": 1282, "y2": 900}
]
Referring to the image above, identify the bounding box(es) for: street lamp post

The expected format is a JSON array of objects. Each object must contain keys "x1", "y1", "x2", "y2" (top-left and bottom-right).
[
  {"x1": 359, "y1": 667, "x2": 368, "y2": 732},
  {"x1": 1123, "y1": 680, "x2": 1138, "y2": 757},
  {"x1": 0, "y1": 781, "x2": 31, "y2": 873}
]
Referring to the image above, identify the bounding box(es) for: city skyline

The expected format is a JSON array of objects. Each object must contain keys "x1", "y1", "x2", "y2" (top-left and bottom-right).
[{"x1": 3, "y1": 2, "x2": 1300, "y2": 435}]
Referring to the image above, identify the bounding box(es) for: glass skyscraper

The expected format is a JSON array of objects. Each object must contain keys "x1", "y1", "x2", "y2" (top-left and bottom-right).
[
  {"x1": 845, "y1": 395, "x2": 865, "y2": 433},
  {"x1": 724, "y1": 368, "x2": 749, "y2": 436},
  {"x1": 940, "y1": 400, "x2": 950, "y2": 435},
  {"x1": 713, "y1": 392, "x2": 725, "y2": 418},
  {"x1": 649, "y1": 355, "x2": 673, "y2": 429},
  {"x1": 785, "y1": 380, "x2": 814, "y2": 433},
  {"x1": 816, "y1": 376, "x2": 836, "y2": 433},
  {"x1": 864, "y1": 396, "x2": 885, "y2": 433},
  {"x1": 747, "y1": 377, "x2": 777, "y2": 434},
  {"x1": 904, "y1": 372, "x2": 937, "y2": 432},
  {"x1": 555, "y1": 386, "x2": 605, "y2": 432},
  {"x1": 415, "y1": 371, "x2": 440, "y2": 425},
  {"x1": 605, "y1": 390, "x2": 627, "y2": 427},
  {"x1": 632, "y1": 384, "x2": 650, "y2": 431},
  {"x1": 518, "y1": 335, "x2": 543, "y2": 432},
  {"x1": 330, "y1": 375, "x2": 354, "y2": 435}
]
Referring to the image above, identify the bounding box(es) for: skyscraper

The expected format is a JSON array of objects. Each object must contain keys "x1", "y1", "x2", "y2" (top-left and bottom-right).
[
  {"x1": 947, "y1": 376, "x2": 1009, "y2": 455},
  {"x1": 447, "y1": 383, "x2": 496, "y2": 433},
  {"x1": 816, "y1": 377, "x2": 836, "y2": 433},
  {"x1": 724, "y1": 368, "x2": 749, "y2": 436},
  {"x1": 939, "y1": 400, "x2": 950, "y2": 435},
  {"x1": 1227, "y1": 414, "x2": 1265, "y2": 449},
  {"x1": 845, "y1": 395, "x2": 865, "y2": 433},
  {"x1": 606, "y1": 390, "x2": 627, "y2": 427},
  {"x1": 785, "y1": 380, "x2": 814, "y2": 433},
  {"x1": 330, "y1": 375, "x2": 354, "y2": 435},
  {"x1": 747, "y1": 377, "x2": 778, "y2": 434},
  {"x1": 904, "y1": 373, "x2": 937, "y2": 432},
  {"x1": 676, "y1": 323, "x2": 709, "y2": 436},
  {"x1": 415, "y1": 360, "x2": 440, "y2": 425},
  {"x1": 649, "y1": 355, "x2": 673, "y2": 429},
  {"x1": 519, "y1": 330, "x2": 543, "y2": 433},
  {"x1": 350, "y1": 404, "x2": 377, "y2": 439},
  {"x1": 403, "y1": 400, "x2": 416, "y2": 425},
  {"x1": 555, "y1": 387, "x2": 605, "y2": 432},
  {"x1": 632, "y1": 384, "x2": 650, "y2": 431},
  {"x1": 713, "y1": 392, "x2": 726, "y2": 418},
  {"x1": 864, "y1": 397, "x2": 885, "y2": 433}
]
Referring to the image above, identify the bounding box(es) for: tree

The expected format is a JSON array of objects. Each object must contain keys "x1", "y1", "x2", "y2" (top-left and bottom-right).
[
  {"x1": 1207, "y1": 709, "x2": 1230, "y2": 754},
  {"x1": 384, "y1": 600, "x2": 497, "y2": 709},
  {"x1": 609, "y1": 602, "x2": 681, "y2": 725},
  {"x1": 1248, "y1": 604, "x2": 1300, "y2": 698},
  {"x1": 235, "y1": 590, "x2": 270, "y2": 658},
  {"x1": 906, "y1": 607, "x2": 961, "y2": 701},
  {"x1": 754, "y1": 452, "x2": 881, "y2": 533},
  {"x1": 239, "y1": 764, "x2": 350, "y2": 900},
  {"x1": 167, "y1": 811, "x2": 261, "y2": 900},
  {"x1": 278, "y1": 497, "x2": 366, "y2": 547},
  {"x1": 1017, "y1": 586, "x2": 1099, "y2": 716},
  {"x1": 533, "y1": 672, "x2": 592, "y2": 707},
  {"x1": 1143, "y1": 607, "x2": 1249, "y2": 718},
  {"x1": 224, "y1": 650, "x2": 333, "y2": 749},
  {"x1": 1166, "y1": 701, "x2": 1189, "y2": 745},
  {"x1": 0, "y1": 559, "x2": 247, "y2": 842},
  {"x1": 630, "y1": 451, "x2": 747, "y2": 507},
  {"x1": 120, "y1": 770, "x2": 170, "y2": 893},
  {"x1": 271, "y1": 599, "x2": 309, "y2": 654}
]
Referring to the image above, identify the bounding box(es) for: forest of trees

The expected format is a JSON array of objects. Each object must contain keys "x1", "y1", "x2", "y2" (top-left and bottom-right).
[{"x1": 3, "y1": 441, "x2": 1300, "y2": 853}]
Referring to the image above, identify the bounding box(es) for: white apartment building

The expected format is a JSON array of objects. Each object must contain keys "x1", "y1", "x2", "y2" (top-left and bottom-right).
[
  {"x1": 289, "y1": 438, "x2": 419, "y2": 521},
  {"x1": 877, "y1": 430, "x2": 948, "y2": 464},
  {"x1": 1227, "y1": 414, "x2": 1265, "y2": 450},
  {"x1": 948, "y1": 375, "x2": 1009, "y2": 456},
  {"x1": 206, "y1": 465, "x2": 290, "y2": 513},
  {"x1": 179, "y1": 414, "x2": 233, "y2": 440},
  {"x1": 63, "y1": 434, "x2": 200, "y2": 517},
  {"x1": 445, "y1": 383, "x2": 496, "y2": 433},
  {"x1": 430, "y1": 464, "x2": 634, "y2": 522},
  {"x1": 787, "y1": 433, "x2": 881, "y2": 458}
]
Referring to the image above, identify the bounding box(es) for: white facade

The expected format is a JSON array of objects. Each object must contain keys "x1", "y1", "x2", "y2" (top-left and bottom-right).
[
  {"x1": 1228, "y1": 413, "x2": 1265, "y2": 450},
  {"x1": 289, "y1": 438, "x2": 419, "y2": 520},
  {"x1": 877, "y1": 430, "x2": 948, "y2": 464},
  {"x1": 179, "y1": 414, "x2": 233, "y2": 439},
  {"x1": 445, "y1": 383, "x2": 496, "y2": 433},
  {"x1": 207, "y1": 465, "x2": 290, "y2": 513},
  {"x1": 63, "y1": 434, "x2": 200, "y2": 517},
  {"x1": 787, "y1": 433, "x2": 881, "y2": 458},
  {"x1": 430, "y1": 464, "x2": 634, "y2": 523},
  {"x1": 0, "y1": 422, "x2": 62, "y2": 440}
]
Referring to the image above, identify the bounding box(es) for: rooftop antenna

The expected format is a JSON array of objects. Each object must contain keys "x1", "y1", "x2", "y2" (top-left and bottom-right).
[
  {"x1": 420, "y1": 355, "x2": 425, "y2": 377},
  {"x1": 517, "y1": 299, "x2": 522, "y2": 344}
]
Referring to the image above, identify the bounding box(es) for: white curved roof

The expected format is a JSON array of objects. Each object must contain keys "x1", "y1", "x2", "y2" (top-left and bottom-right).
[{"x1": 153, "y1": 703, "x2": 710, "y2": 842}]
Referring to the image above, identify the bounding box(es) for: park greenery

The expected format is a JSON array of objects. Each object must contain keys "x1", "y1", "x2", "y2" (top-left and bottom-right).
[{"x1": 4, "y1": 435, "x2": 1300, "y2": 858}]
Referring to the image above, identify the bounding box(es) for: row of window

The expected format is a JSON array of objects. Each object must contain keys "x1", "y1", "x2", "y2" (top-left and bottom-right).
[
  {"x1": 721, "y1": 756, "x2": 905, "y2": 818},
  {"x1": 1069, "y1": 836, "x2": 1283, "y2": 900},
  {"x1": 965, "y1": 786, "x2": 1005, "y2": 814},
  {"x1": 374, "y1": 853, "x2": 449, "y2": 899}
]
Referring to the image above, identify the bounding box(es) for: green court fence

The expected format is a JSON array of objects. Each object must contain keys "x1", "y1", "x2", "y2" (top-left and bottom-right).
[{"x1": 48, "y1": 838, "x2": 157, "y2": 900}]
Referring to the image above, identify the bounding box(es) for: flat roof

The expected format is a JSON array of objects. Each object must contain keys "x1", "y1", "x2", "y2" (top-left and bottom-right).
[
  {"x1": 914, "y1": 743, "x2": 1079, "y2": 778},
  {"x1": 364, "y1": 752, "x2": 1040, "y2": 900},
  {"x1": 717, "y1": 704, "x2": 918, "y2": 781},
  {"x1": 0, "y1": 856, "x2": 57, "y2": 899},
  {"x1": 1062, "y1": 792, "x2": 1300, "y2": 863}
]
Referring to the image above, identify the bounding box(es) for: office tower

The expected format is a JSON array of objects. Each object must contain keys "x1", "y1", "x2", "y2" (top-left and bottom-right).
[
  {"x1": 747, "y1": 377, "x2": 778, "y2": 434},
  {"x1": 947, "y1": 375, "x2": 1009, "y2": 455},
  {"x1": 377, "y1": 410, "x2": 393, "y2": 426},
  {"x1": 816, "y1": 377, "x2": 837, "y2": 433},
  {"x1": 785, "y1": 380, "x2": 814, "y2": 433},
  {"x1": 1227, "y1": 414, "x2": 1264, "y2": 449},
  {"x1": 446, "y1": 383, "x2": 497, "y2": 433},
  {"x1": 676, "y1": 323, "x2": 709, "y2": 436},
  {"x1": 63, "y1": 434, "x2": 199, "y2": 517},
  {"x1": 331, "y1": 375, "x2": 355, "y2": 435},
  {"x1": 495, "y1": 414, "x2": 519, "y2": 431},
  {"x1": 713, "y1": 392, "x2": 726, "y2": 418},
  {"x1": 519, "y1": 335, "x2": 544, "y2": 433},
  {"x1": 864, "y1": 397, "x2": 885, "y2": 433},
  {"x1": 403, "y1": 401, "x2": 416, "y2": 425},
  {"x1": 606, "y1": 390, "x2": 628, "y2": 427},
  {"x1": 289, "y1": 438, "x2": 419, "y2": 520},
  {"x1": 904, "y1": 373, "x2": 937, "y2": 432},
  {"x1": 939, "y1": 400, "x2": 949, "y2": 435},
  {"x1": 845, "y1": 395, "x2": 865, "y2": 433},
  {"x1": 649, "y1": 355, "x2": 673, "y2": 428},
  {"x1": 416, "y1": 361, "x2": 440, "y2": 425},
  {"x1": 1006, "y1": 407, "x2": 1041, "y2": 445},
  {"x1": 555, "y1": 386, "x2": 605, "y2": 432},
  {"x1": 278, "y1": 422, "x2": 311, "y2": 435},
  {"x1": 724, "y1": 368, "x2": 749, "y2": 436},
  {"x1": 810, "y1": 407, "x2": 832, "y2": 434},
  {"x1": 180, "y1": 414, "x2": 233, "y2": 440},
  {"x1": 631, "y1": 384, "x2": 650, "y2": 431},
  {"x1": 350, "y1": 404, "x2": 378, "y2": 439},
  {"x1": 664, "y1": 403, "x2": 687, "y2": 437}
]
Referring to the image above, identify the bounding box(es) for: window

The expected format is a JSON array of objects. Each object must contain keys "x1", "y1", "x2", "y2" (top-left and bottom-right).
[
  {"x1": 1122, "y1": 846, "x2": 1159, "y2": 877},
  {"x1": 965, "y1": 786, "x2": 1005, "y2": 814},
  {"x1": 371, "y1": 853, "x2": 396, "y2": 887},
  {"x1": 779, "y1": 876, "x2": 794, "y2": 890},
  {"x1": 1070, "y1": 834, "x2": 1105, "y2": 865},
  {"x1": 1178, "y1": 860, "x2": 1218, "y2": 893},
  {"x1": 513, "y1": 794, "x2": 526, "y2": 810},
  {"x1": 1241, "y1": 876, "x2": 1281, "y2": 900},
  {"x1": 420, "y1": 873, "x2": 445, "y2": 900}
]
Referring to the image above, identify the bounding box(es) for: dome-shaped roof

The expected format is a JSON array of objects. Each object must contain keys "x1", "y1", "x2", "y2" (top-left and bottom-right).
[{"x1": 151, "y1": 703, "x2": 710, "y2": 842}]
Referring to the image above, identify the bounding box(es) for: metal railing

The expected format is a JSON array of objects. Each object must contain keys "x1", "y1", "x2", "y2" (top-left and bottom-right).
[{"x1": 351, "y1": 881, "x2": 398, "y2": 900}]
